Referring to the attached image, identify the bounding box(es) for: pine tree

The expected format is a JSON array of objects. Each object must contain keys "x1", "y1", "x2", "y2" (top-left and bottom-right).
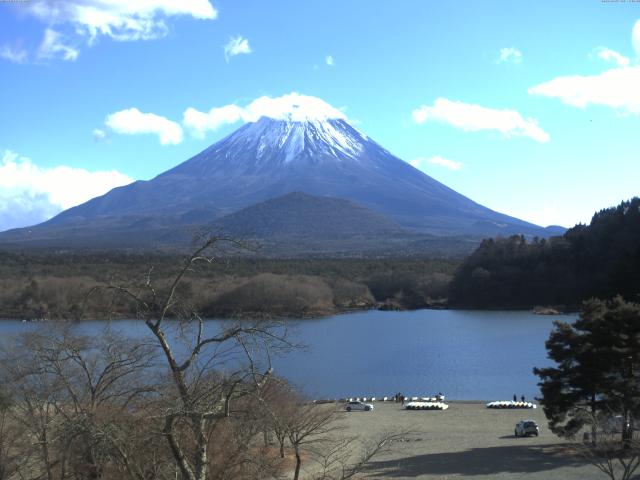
[{"x1": 535, "y1": 297, "x2": 640, "y2": 443}]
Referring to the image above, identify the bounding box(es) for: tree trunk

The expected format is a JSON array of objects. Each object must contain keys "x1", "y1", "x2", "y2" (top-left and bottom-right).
[
  {"x1": 591, "y1": 393, "x2": 597, "y2": 446},
  {"x1": 39, "y1": 426, "x2": 54, "y2": 480},
  {"x1": 293, "y1": 446, "x2": 301, "y2": 480},
  {"x1": 623, "y1": 408, "x2": 632, "y2": 449},
  {"x1": 164, "y1": 418, "x2": 196, "y2": 480},
  {"x1": 85, "y1": 447, "x2": 100, "y2": 480},
  {"x1": 194, "y1": 417, "x2": 208, "y2": 480}
]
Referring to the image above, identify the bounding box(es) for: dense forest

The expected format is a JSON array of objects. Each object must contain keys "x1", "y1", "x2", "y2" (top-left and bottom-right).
[
  {"x1": 449, "y1": 198, "x2": 640, "y2": 309},
  {"x1": 0, "y1": 252, "x2": 456, "y2": 320}
]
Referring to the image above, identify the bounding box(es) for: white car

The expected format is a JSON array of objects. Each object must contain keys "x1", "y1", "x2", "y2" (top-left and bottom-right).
[
  {"x1": 515, "y1": 420, "x2": 539, "y2": 437},
  {"x1": 345, "y1": 400, "x2": 373, "y2": 412}
]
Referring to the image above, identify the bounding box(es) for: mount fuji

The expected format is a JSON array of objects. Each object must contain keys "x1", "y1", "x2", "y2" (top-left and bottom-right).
[{"x1": 0, "y1": 94, "x2": 561, "y2": 253}]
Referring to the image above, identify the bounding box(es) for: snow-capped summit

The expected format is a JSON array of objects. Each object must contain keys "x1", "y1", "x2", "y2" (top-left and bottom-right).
[
  {"x1": 185, "y1": 115, "x2": 375, "y2": 172},
  {"x1": 183, "y1": 92, "x2": 350, "y2": 138},
  {"x1": 182, "y1": 93, "x2": 373, "y2": 165},
  {"x1": 239, "y1": 92, "x2": 347, "y2": 123}
]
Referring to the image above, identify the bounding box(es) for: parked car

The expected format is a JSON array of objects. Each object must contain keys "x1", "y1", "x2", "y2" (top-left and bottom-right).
[
  {"x1": 345, "y1": 400, "x2": 373, "y2": 412},
  {"x1": 515, "y1": 420, "x2": 539, "y2": 437}
]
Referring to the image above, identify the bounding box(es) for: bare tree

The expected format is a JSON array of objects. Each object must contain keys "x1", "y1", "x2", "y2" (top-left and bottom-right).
[
  {"x1": 0, "y1": 389, "x2": 30, "y2": 480},
  {"x1": 259, "y1": 376, "x2": 298, "y2": 459},
  {"x1": 569, "y1": 409, "x2": 640, "y2": 480},
  {"x1": 0, "y1": 335, "x2": 64, "y2": 480},
  {"x1": 88, "y1": 235, "x2": 291, "y2": 480},
  {"x1": 309, "y1": 431, "x2": 413, "y2": 480},
  {"x1": 0, "y1": 325, "x2": 164, "y2": 480},
  {"x1": 285, "y1": 402, "x2": 337, "y2": 480}
]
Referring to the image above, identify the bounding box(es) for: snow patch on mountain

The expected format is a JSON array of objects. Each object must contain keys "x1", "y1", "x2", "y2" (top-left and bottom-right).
[{"x1": 231, "y1": 117, "x2": 367, "y2": 164}]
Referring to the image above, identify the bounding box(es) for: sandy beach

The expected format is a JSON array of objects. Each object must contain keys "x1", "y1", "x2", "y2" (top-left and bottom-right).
[{"x1": 333, "y1": 401, "x2": 603, "y2": 479}]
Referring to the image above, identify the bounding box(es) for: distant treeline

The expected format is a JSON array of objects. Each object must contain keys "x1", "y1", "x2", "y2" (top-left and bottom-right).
[
  {"x1": 449, "y1": 198, "x2": 640, "y2": 309},
  {"x1": 0, "y1": 253, "x2": 457, "y2": 320}
]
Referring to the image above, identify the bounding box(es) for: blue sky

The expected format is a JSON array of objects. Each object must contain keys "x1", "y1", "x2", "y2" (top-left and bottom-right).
[{"x1": 1, "y1": 0, "x2": 639, "y2": 231}]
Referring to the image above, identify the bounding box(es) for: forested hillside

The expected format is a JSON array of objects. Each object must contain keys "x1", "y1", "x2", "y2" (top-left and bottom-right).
[
  {"x1": 0, "y1": 253, "x2": 455, "y2": 320},
  {"x1": 449, "y1": 198, "x2": 640, "y2": 309}
]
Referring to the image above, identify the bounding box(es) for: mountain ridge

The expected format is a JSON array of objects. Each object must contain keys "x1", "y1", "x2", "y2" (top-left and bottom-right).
[{"x1": 0, "y1": 113, "x2": 562, "y2": 253}]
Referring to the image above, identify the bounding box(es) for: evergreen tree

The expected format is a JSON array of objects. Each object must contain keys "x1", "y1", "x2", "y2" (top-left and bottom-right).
[
  {"x1": 535, "y1": 297, "x2": 640, "y2": 444},
  {"x1": 450, "y1": 197, "x2": 640, "y2": 308}
]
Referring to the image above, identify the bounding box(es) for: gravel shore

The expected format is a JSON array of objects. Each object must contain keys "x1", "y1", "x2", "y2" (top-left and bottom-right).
[{"x1": 336, "y1": 401, "x2": 602, "y2": 479}]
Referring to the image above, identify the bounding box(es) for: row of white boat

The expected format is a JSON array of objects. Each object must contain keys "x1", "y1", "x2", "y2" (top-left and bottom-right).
[
  {"x1": 314, "y1": 397, "x2": 537, "y2": 412},
  {"x1": 486, "y1": 400, "x2": 537, "y2": 409},
  {"x1": 343, "y1": 395, "x2": 446, "y2": 403},
  {"x1": 404, "y1": 401, "x2": 449, "y2": 410}
]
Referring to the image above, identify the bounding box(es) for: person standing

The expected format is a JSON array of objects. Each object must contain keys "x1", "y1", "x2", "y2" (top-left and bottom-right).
[{"x1": 513, "y1": 394, "x2": 517, "y2": 402}]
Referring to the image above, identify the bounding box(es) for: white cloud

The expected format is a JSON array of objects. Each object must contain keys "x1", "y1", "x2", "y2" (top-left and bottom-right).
[
  {"x1": 592, "y1": 46, "x2": 630, "y2": 67},
  {"x1": 325, "y1": 55, "x2": 334, "y2": 66},
  {"x1": 28, "y1": 0, "x2": 217, "y2": 43},
  {"x1": 633, "y1": 19, "x2": 640, "y2": 57},
  {"x1": 0, "y1": 150, "x2": 133, "y2": 231},
  {"x1": 0, "y1": 44, "x2": 28, "y2": 64},
  {"x1": 105, "y1": 108, "x2": 184, "y2": 145},
  {"x1": 92, "y1": 128, "x2": 107, "y2": 141},
  {"x1": 410, "y1": 156, "x2": 462, "y2": 171},
  {"x1": 224, "y1": 36, "x2": 251, "y2": 62},
  {"x1": 528, "y1": 66, "x2": 640, "y2": 115},
  {"x1": 10, "y1": 1, "x2": 217, "y2": 63},
  {"x1": 183, "y1": 105, "x2": 244, "y2": 139},
  {"x1": 496, "y1": 47, "x2": 522, "y2": 64},
  {"x1": 412, "y1": 98, "x2": 549, "y2": 143},
  {"x1": 38, "y1": 29, "x2": 79, "y2": 62},
  {"x1": 183, "y1": 92, "x2": 347, "y2": 137}
]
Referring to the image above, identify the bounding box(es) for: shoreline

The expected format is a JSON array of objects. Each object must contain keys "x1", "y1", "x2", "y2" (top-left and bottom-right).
[{"x1": 0, "y1": 304, "x2": 577, "y2": 322}]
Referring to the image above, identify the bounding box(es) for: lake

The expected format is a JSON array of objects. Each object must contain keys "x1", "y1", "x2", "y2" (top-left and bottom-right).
[{"x1": 0, "y1": 309, "x2": 575, "y2": 401}]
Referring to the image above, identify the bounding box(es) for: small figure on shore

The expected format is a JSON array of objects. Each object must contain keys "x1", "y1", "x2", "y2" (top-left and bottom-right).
[
  {"x1": 400, "y1": 395, "x2": 405, "y2": 405},
  {"x1": 521, "y1": 395, "x2": 525, "y2": 402},
  {"x1": 513, "y1": 394, "x2": 517, "y2": 402}
]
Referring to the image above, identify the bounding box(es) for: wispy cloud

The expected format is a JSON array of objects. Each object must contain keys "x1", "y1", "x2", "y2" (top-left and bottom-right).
[
  {"x1": 412, "y1": 98, "x2": 549, "y2": 143},
  {"x1": 8, "y1": 1, "x2": 217, "y2": 63},
  {"x1": 592, "y1": 46, "x2": 630, "y2": 67},
  {"x1": 28, "y1": 0, "x2": 217, "y2": 43},
  {"x1": 496, "y1": 47, "x2": 522, "y2": 65},
  {"x1": 224, "y1": 36, "x2": 251, "y2": 62},
  {"x1": 92, "y1": 129, "x2": 108, "y2": 142},
  {"x1": 0, "y1": 44, "x2": 28, "y2": 64},
  {"x1": 325, "y1": 55, "x2": 334, "y2": 66},
  {"x1": 105, "y1": 108, "x2": 184, "y2": 145},
  {"x1": 38, "y1": 29, "x2": 79, "y2": 62},
  {"x1": 0, "y1": 150, "x2": 133, "y2": 231},
  {"x1": 183, "y1": 92, "x2": 346, "y2": 137},
  {"x1": 528, "y1": 66, "x2": 640, "y2": 115},
  {"x1": 410, "y1": 156, "x2": 462, "y2": 171}
]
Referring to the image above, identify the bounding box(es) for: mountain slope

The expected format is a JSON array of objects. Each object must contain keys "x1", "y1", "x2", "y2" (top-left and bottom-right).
[
  {"x1": 0, "y1": 98, "x2": 557, "y2": 251},
  {"x1": 213, "y1": 191, "x2": 405, "y2": 238}
]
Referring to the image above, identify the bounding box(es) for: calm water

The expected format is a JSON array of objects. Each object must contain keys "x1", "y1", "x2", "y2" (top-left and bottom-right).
[{"x1": 0, "y1": 309, "x2": 575, "y2": 401}]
